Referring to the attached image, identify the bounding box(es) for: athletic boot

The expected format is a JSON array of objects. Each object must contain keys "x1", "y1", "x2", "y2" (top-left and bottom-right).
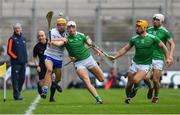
[
  {"x1": 56, "y1": 85, "x2": 62, "y2": 93},
  {"x1": 41, "y1": 88, "x2": 48, "y2": 99},
  {"x1": 55, "y1": 83, "x2": 62, "y2": 93},
  {"x1": 124, "y1": 97, "x2": 131, "y2": 104},
  {"x1": 49, "y1": 98, "x2": 56, "y2": 102},
  {"x1": 129, "y1": 87, "x2": 138, "y2": 98},
  {"x1": 147, "y1": 88, "x2": 153, "y2": 99},
  {"x1": 96, "y1": 99, "x2": 103, "y2": 104},
  {"x1": 152, "y1": 96, "x2": 159, "y2": 103},
  {"x1": 95, "y1": 96, "x2": 103, "y2": 104}
]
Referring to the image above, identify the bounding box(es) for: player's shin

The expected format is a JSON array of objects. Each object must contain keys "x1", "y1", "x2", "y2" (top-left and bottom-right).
[
  {"x1": 153, "y1": 80, "x2": 160, "y2": 97},
  {"x1": 144, "y1": 79, "x2": 153, "y2": 89},
  {"x1": 54, "y1": 70, "x2": 63, "y2": 92},
  {"x1": 129, "y1": 83, "x2": 139, "y2": 98},
  {"x1": 125, "y1": 83, "x2": 133, "y2": 98},
  {"x1": 41, "y1": 75, "x2": 51, "y2": 98},
  {"x1": 49, "y1": 82, "x2": 56, "y2": 102}
]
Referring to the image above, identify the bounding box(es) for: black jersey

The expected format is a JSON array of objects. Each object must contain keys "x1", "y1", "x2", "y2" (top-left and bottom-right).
[{"x1": 33, "y1": 41, "x2": 47, "y2": 66}]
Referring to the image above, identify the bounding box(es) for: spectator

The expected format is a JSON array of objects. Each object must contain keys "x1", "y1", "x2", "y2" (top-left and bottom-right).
[
  {"x1": 0, "y1": 46, "x2": 5, "y2": 65},
  {"x1": 0, "y1": 46, "x2": 9, "y2": 65},
  {"x1": 7, "y1": 23, "x2": 28, "y2": 100},
  {"x1": 104, "y1": 67, "x2": 119, "y2": 89}
]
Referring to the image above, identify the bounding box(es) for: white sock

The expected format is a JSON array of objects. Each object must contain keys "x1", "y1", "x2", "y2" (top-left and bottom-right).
[{"x1": 42, "y1": 86, "x2": 48, "y2": 90}]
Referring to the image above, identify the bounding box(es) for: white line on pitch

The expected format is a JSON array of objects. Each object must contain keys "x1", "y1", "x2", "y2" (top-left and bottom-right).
[{"x1": 24, "y1": 95, "x2": 41, "y2": 115}]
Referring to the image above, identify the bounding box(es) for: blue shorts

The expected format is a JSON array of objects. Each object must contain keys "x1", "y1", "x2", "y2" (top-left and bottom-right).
[{"x1": 44, "y1": 55, "x2": 63, "y2": 69}]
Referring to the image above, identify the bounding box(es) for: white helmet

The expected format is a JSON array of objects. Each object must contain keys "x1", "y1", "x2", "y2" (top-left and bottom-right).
[
  {"x1": 153, "y1": 14, "x2": 165, "y2": 22},
  {"x1": 67, "y1": 21, "x2": 76, "y2": 27}
]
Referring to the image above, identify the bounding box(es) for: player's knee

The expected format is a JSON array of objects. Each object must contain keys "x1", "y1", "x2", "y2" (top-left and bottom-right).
[
  {"x1": 153, "y1": 77, "x2": 159, "y2": 83},
  {"x1": 47, "y1": 68, "x2": 53, "y2": 74}
]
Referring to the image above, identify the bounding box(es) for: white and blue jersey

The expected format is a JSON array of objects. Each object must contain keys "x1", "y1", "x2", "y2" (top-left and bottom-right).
[{"x1": 44, "y1": 28, "x2": 66, "y2": 68}]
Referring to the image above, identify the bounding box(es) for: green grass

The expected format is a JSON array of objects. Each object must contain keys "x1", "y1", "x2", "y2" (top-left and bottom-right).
[
  {"x1": 0, "y1": 88, "x2": 180, "y2": 114},
  {"x1": 0, "y1": 89, "x2": 37, "y2": 114}
]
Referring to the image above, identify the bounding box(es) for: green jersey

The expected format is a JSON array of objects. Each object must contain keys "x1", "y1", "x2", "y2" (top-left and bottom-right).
[
  {"x1": 147, "y1": 26, "x2": 171, "y2": 60},
  {"x1": 65, "y1": 32, "x2": 91, "y2": 61},
  {"x1": 129, "y1": 33, "x2": 161, "y2": 64}
]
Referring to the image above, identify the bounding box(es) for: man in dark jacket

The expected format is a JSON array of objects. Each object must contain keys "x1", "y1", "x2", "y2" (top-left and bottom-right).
[
  {"x1": 33, "y1": 30, "x2": 58, "y2": 102},
  {"x1": 7, "y1": 23, "x2": 27, "y2": 100}
]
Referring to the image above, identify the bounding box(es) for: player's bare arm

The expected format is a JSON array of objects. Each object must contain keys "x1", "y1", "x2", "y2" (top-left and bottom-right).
[
  {"x1": 48, "y1": 37, "x2": 68, "y2": 46},
  {"x1": 158, "y1": 41, "x2": 170, "y2": 65},
  {"x1": 168, "y1": 38, "x2": 175, "y2": 63},
  {"x1": 109, "y1": 44, "x2": 132, "y2": 60}
]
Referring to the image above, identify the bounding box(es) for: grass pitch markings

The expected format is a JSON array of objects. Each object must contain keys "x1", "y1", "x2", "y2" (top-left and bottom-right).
[{"x1": 24, "y1": 95, "x2": 41, "y2": 115}]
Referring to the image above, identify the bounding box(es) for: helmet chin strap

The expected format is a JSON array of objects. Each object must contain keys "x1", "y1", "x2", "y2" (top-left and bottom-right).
[
  {"x1": 136, "y1": 27, "x2": 146, "y2": 35},
  {"x1": 137, "y1": 31, "x2": 146, "y2": 36}
]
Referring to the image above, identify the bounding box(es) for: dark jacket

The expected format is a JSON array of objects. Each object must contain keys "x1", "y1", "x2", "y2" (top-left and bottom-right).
[{"x1": 7, "y1": 33, "x2": 28, "y2": 65}]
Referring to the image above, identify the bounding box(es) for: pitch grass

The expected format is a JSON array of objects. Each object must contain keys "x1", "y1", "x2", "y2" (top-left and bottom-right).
[
  {"x1": 0, "y1": 88, "x2": 180, "y2": 114},
  {"x1": 0, "y1": 89, "x2": 37, "y2": 114}
]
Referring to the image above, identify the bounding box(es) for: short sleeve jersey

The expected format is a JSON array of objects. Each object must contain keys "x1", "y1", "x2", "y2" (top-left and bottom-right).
[
  {"x1": 147, "y1": 26, "x2": 171, "y2": 60},
  {"x1": 33, "y1": 41, "x2": 47, "y2": 66},
  {"x1": 65, "y1": 32, "x2": 91, "y2": 61},
  {"x1": 129, "y1": 33, "x2": 161, "y2": 64},
  {"x1": 44, "y1": 28, "x2": 66, "y2": 60}
]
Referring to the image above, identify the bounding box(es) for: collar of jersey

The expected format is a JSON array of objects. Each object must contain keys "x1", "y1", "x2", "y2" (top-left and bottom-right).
[
  {"x1": 138, "y1": 33, "x2": 148, "y2": 38},
  {"x1": 67, "y1": 32, "x2": 77, "y2": 37},
  {"x1": 154, "y1": 26, "x2": 163, "y2": 30}
]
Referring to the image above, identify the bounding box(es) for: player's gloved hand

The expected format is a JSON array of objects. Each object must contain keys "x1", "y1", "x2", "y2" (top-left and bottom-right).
[
  {"x1": 61, "y1": 37, "x2": 68, "y2": 43},
  {"x1": 169, "y1": 56, "x2": 174, "y2": 64},
  {"x1": 36, "y1": 66, "x2": 41, "y2": 72},
  {"x1": 47, "y1": 39, "x2": 53, "y2": 46},
  {"x1": 165, "y1": 58, "x2": 172, "y2": 67},
  {"x1": 97, "y1": 50, "x2": 104, "y2": 58}
]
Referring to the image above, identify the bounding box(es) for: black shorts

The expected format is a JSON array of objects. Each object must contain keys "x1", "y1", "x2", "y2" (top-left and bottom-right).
[{"x1": 38, "y1": 65, "x2": 47, "y2": 80}]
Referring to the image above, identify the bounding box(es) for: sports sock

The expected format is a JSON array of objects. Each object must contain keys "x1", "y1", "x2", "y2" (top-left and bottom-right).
[
  {"x1": 154, "y1": 91, "x2": 159, "y2": 97},
  {"x1": 42, "y1": 86, "x2": 48, "y2": 92},
  {"x1": 95, "y1": 96, "x2": 102, "y2": 101},
  {"x1": 133, "y1": 84, "x2": 139, "y2": 91},
  {"x1": 37, "y1": 82, "x2": 42, "y2": 95},
  {"x1": 144, "y1": 79, "x2": 153, "y2": 89},
  {"x1": 50, "y1": 82, "x2": 56, "y2": 99}
]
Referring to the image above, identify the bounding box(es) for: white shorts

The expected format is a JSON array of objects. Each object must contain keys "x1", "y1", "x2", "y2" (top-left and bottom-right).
[
  {"x1": 152, "y1": 59, "x2": 164, "y2": 70},
  {"x1": 74, "y1": 55, "x2": 98, "y2": 70},
  {"x1": 128, "y1": 60, "x2": 151, "y2": 74}
]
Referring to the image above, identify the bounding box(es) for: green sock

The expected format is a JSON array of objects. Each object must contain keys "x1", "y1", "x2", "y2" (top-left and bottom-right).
[
  {"x1": 95, "y1": 96, "x2": 102, "y2": 101},
  {"x1": 154, "y1": 91, "x2": 159, "y2": 97}
]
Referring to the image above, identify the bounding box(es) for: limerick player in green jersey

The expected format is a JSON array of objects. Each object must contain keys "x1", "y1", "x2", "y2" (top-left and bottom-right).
[
  {"x1": 64, "y1": 21, "x2": 104, "y2": 104},
  {"x1": 145, "y1": 14, "x2": 175, "y2": 103},
  {"x1": 109, "y1": 20, "x2": 170, "y2": 104}
]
